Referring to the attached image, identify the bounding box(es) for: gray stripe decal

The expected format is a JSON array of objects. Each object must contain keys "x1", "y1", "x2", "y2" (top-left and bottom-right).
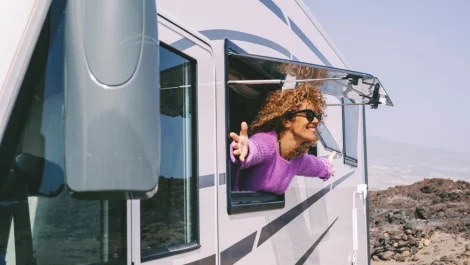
[
  {"x1": 171, "y1": 29, "x2": 291, "y2": 58},
  {"x1": 201, "y1": 171, "x2": 352, "y2": 263},
  {"x1": 171, "y1": 37, "x2": 196, "y2": 52},
  {"x1": 199, "y1": 174, "x2": 215, "y2": 189},
  {"x1": 201, "y1": 30, "x2": 291, "y2": 58},
  {"x1": 171, "y1": 27, "x2": 330, "y2": 69},
  {"x1": 221, "y1": 231, "x2": 257, "y2": 265},
  {"x1": 257, "y1": 171, "x2": 354, "y2": 247},
  {"x1": 184, "y1": 254, "x2": 216, "y2": 265},
  {"x1": 295, "y1": 217, "x2": 339, "y2": 265},
  {"x1": 259, "y1": 0, "x2": 287, "y2": 25},
  {"x1": 331, "y1": 171, "x2": 354, "y2": 189},
  {"x1": 219, "y1": 173, "x2": 226, "y2": 185},
  {"x1": 288, "y1": 18, "x2": 332, "y2": 66}
]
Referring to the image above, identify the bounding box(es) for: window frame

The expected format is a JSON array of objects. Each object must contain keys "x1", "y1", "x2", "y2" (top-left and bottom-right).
[
  {"x1": 140, "y1": 42, "x2": 200, "y2": 261},
  {"x1": 342, "y1": 98, "x2": 359, "y2": 167},
  {"x1": 224, "y1": 40, "x2": 349, "y2": 214},
  {"x1": 224, "y1": 39, "x2": 285, "y2": 215}
]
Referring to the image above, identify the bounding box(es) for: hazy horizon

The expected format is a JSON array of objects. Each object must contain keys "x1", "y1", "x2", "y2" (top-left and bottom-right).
[
  {"x1": 307, "y1": 0, "x2": 470, "y2": 154},
  {"x1": 366, "y1": 134, "x2": 470, "y2": 190},
  {"x1": 367, "y1": 134, "x2": 470, "y2": 156}
]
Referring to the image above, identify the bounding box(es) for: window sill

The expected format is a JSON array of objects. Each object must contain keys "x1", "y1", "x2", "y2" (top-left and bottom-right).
[
  {"x1": 228, "y1": 191, "x2": 285, "y2": 214},
  {"x1": 141, "y1": 241, "x2": 200, "y2": 262}
]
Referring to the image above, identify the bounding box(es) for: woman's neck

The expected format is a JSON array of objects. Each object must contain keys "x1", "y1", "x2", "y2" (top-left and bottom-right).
[{"x1": 277, "y1": 131, "x2": 303, "y2": 159}]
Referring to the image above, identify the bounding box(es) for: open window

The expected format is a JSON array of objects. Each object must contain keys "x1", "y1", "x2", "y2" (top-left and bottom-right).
[
  {"x1": 224, "y1": 40, "x2": 393, "y2": 214},
  {"x1": 227, "y1": 52, "x2": 393, "y2": 107},
  {"x1": 225, "y1": 41, "x2": 286, "y2": 214},
  {"x1": 317, "y1": 123, "x2": 342, "y2": 155}
]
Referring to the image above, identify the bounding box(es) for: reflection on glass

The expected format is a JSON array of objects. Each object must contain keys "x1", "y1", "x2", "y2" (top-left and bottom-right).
[
  {"x1": 317, "y1": 123, "x2": 342, "y2": 154},
  {"x1": 228, "y1": 52, "x2": 394, "y2": 107},
  {"x1": 140, "y1": 46, "x2": 196, "y2": 257},
  {"x1": 0, "y1": 2, "x2": 126, "y2": 264}
]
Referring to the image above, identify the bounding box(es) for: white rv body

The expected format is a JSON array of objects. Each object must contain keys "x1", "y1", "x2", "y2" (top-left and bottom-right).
[{"x1": 0, "y1": 0, "x2": 389, "y2": 264}]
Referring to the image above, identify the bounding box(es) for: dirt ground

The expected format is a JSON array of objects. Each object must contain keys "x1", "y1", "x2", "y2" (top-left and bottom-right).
[{"x1": 372, "y1": 231, "x2": 470, "y2": 265}]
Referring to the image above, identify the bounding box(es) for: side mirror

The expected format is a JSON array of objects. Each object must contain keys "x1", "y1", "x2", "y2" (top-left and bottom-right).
[
  {"x1": 14, "y1": 153, "x2": 65, "y2": 197},
  {"x1": 64, "y1": 0, "x2": 160, "y2": 200}
]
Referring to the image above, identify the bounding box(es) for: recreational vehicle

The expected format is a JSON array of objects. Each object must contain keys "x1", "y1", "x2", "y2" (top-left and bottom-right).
[{"x1": 0, "y1": 0, "x2": 393, "y2": 264}]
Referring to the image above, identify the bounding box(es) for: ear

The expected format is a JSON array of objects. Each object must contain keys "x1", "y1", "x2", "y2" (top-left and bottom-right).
[{"x1": 282, "y1": 118, "x2": 293, "y2": 129}]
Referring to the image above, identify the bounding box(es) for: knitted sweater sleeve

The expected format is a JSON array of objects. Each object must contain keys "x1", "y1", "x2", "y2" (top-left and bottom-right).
[
  {"x1": 229, "y1": 132, "x2": 276, "y2": 170},
  {"x1": 296, "y1": 154, "x2": 332, "y2": 181}
]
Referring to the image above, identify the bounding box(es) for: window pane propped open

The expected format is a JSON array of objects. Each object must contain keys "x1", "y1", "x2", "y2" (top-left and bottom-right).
[{"x1": 227, "y1": 52, "x2": 393, "y2": 109}]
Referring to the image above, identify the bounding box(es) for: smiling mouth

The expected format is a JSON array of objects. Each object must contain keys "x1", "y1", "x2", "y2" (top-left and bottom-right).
[{"x1": 307, "y1": 127, "x2": 317, "y2": 133}]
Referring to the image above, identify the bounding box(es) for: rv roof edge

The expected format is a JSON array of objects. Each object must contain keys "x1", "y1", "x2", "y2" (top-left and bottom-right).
[
  {"x1": 0, "y1": 0, "x2": 53, "y2": 143},
  {"x1": 64, "y1": 0, "x2": 160, "y2": 200}
]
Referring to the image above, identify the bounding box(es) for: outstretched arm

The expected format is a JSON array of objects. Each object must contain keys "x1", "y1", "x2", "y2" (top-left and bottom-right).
[
  {"x1": 229, "y1": 122, "x2": 249, "y2": 162},
  {"x1": 297, "y1": 152, "x2": 336, "y2": 181},
  {"x1": 229, "y1": 122, "x2": 273, "y2": 169}
]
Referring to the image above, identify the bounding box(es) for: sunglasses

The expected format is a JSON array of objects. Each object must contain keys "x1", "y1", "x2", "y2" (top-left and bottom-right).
[{"x1": 288, "y1": 109, "x2": 322, "y2": 122}]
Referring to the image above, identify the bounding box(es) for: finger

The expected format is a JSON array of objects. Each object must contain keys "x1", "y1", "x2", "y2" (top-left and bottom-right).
[
  {"x1": 230, "y1": 132, "x2": 239, "y2": 142},
  {"x1": 241, "y1": 146, "x2": 248, "y2": 158},
  {"x1": 233, "y1": 149, "x2": 241, "y2": 156},
  {"x1": 329, "y1": 151, "x2": 336, "y2": 159},
  {"x1": 240, "y1": 122, "x2": 248, "y2": 137},
  {"x1": 231, "y1": 142, "x2": 239, "y2": 149},
  {"x1": 328, "y1": 151, "x2": 336, "y2": 163},
  {"x1": 240, "y1": 152, "x2": 245, "y2": 162}
]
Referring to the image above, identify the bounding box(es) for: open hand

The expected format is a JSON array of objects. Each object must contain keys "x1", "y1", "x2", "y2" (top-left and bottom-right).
[
  {"x1": 327, "y1": 151, "x2": 336, "y2": 177},
  {"x1": 229, "y1": 122, "x2": 249, "y2": 162}
]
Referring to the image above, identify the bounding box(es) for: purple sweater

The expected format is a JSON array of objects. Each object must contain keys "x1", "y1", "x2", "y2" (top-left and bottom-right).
[{"x1": 230, "y1": 131, "x2": 332, "y2": 194}]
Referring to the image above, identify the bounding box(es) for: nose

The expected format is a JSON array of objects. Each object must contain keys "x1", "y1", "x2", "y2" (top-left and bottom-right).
[{"x1": 312, "y1": 117, "x2": 320, "y2": 126}]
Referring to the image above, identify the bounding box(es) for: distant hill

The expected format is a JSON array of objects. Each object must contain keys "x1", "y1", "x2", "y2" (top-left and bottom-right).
[{"x1": 367, "y1": 135, "x2": 470, "y2": 190}]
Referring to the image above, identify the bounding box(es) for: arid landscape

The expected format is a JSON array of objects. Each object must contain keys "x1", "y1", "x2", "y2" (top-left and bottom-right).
[{"x1": 369, "y1": 178, "x2": 470, "y2": 265}]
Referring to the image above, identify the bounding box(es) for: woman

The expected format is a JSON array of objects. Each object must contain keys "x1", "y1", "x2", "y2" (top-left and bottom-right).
[{"x1": 229, "y1": 84, "x2": 335, "y2": 195}]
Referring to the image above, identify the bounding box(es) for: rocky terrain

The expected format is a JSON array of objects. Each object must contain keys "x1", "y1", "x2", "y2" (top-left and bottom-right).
[{"x1": 370, "y1": 178, "x2": 470, "y2": 265}]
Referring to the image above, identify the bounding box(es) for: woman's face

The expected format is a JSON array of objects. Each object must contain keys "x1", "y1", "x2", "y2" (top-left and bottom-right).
[{"x1": 286, "y1": 101, "x2": 321, "y2": 143}]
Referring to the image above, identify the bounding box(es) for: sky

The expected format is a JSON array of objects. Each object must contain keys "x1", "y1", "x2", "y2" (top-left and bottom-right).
[{"x1": 306, "y1": 0, "x2": 470, "y2": 153}]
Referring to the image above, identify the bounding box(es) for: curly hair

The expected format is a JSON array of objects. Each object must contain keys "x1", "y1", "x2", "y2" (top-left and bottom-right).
[
  {"x1": 276, "y1": 64, "x2": 328, "y2": 87},
  {"x1": 249, "y1": 84, "x2": 326, "y2": 159}
]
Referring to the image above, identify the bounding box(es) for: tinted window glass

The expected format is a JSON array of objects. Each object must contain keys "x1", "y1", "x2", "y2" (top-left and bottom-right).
[
  {"x1": 342, "y1": 98, "x2": 360, "y2": 166},
  {"x1": 0, "y1": 3, "x2": 127, "y2": 264},
  {"x1": 140, "y1": 45, "x2": 197, "y2": 259},
  {"x1": 317, "y1": 123, "x2": 342, "y2": 154}
]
